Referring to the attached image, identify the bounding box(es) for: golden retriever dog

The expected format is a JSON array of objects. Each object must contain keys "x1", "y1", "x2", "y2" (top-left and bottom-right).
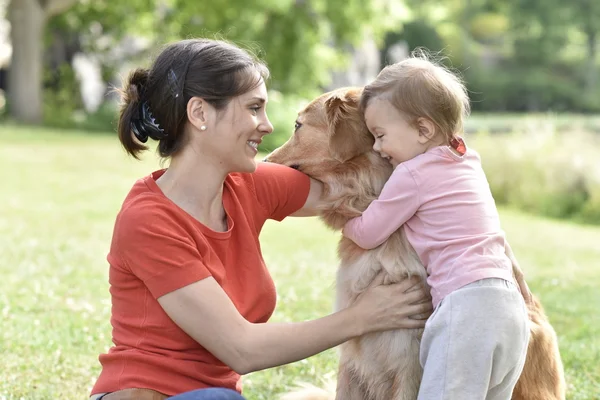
[{"x1": 265, "y1": 87, "x2": 566, "y2": 400}]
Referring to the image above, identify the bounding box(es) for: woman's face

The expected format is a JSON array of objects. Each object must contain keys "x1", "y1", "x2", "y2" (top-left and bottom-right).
[{"x1": 202, "y1": 81, "x2": 273, "y2": 174}]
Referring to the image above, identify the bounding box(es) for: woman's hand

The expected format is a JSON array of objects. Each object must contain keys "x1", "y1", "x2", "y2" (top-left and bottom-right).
[
  {"x1": 158, "y1": 275, "x2": 430, "y2": 375},
  {"x1": 350, "y1": 277, "x2": 432, "y2": 335}
]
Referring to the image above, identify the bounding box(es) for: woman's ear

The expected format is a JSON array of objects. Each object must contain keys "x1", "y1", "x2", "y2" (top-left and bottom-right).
[
  {"x1": 187, "y1": 97, "x2": 208, "y2": 131},
  {"x1": 416, "y1": 118, "x2": 436, "y2": 144}
]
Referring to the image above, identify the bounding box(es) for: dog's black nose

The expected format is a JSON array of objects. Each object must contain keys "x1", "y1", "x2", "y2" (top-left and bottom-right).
[{"x1": 262, "y1": 157, "x2": 270, "y2": 162}]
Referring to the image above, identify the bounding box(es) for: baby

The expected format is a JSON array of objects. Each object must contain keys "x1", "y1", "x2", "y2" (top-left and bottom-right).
[{"x1": 343, "y1": 53, "x2": 530, "y2": 400}]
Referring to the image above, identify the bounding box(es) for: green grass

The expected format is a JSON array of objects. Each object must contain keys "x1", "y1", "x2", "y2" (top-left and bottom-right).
[
  {"x1": 1, "y1": 124, "x2": 599, "y2": 400},
  {"x1": 465, "y1": 112, "x2": 600, "y2": 134}
]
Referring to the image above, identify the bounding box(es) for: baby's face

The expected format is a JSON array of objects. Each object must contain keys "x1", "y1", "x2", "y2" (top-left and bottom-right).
[{"x1": 364, "y1": 99, "x2": 426, "y2": 167}]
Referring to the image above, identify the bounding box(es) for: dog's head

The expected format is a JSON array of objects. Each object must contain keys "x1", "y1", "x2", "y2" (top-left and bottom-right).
[
  {"x1": 265, "y1": 87, "x2": 376, "y2": 179},
  {"x1": 266, "y1": 87, "x2": 425, "y2": 279},
  {"x1": 265, "y1": 87, "x2": 393, "y2": 229}
]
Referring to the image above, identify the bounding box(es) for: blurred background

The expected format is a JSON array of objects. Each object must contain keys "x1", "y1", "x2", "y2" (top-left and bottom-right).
[
  {"x1": 1, "y1": 1, "x2": 600, "y2": 399},
  {"x1": 2, "y1": 0, "x2": 600, "y2": 223}
]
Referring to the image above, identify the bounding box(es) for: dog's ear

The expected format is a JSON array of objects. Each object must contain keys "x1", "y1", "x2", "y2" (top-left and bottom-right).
[{"x1": 325, "y1": 90, "x2": 374, "y2": 163}]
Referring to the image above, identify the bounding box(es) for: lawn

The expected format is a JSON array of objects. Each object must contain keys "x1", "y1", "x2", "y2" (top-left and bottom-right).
[{"x1": 1, "y1": 125, "x2": 599, "y2": 400}]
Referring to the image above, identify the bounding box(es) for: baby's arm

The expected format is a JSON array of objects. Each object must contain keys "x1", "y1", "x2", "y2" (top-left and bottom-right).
[{"x1": 343, "y1": 164, "x2": 420, "y2": 249}]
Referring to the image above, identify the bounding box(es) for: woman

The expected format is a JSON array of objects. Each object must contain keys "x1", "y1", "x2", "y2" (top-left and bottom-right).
[{"x1": 90, "y1": 38, "x2": 432, "y2": 400}]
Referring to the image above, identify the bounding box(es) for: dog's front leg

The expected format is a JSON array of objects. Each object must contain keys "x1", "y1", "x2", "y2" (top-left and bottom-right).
[{"x1": 336, "y1": 349, "x2": 369, "y2": 400}]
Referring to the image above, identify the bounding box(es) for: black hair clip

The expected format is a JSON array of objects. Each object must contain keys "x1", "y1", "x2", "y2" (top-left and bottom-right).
[
  {"x1": 131, "y1": 102, "x2": 167, "y2": 143},
  {"x1": 168, "y1": 68, "x2": 180, "y2": 99}
]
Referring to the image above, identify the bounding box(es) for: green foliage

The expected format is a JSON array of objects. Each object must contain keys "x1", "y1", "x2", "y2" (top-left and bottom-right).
[
  {"x1": 39, "y1": 0, "x2": 600, "y2": 119},
  {"x1": 387, "y1": 0, "x2": 600, "y2": 113},
  {"x1": 468, "y1": 12, "x2": 509, "y2": 43},
  {"x1": 19, "y1": 0, "x2": 600, "y2": 131},
  {"x1": 50, "y1": 0, "x2": 161, "y2": 41},
  {"x1": 469, "y1": 121, "x2": 600, "y2": 224},
  {"x1": 381, "y1": 20, "x2": 445, "y2": 66},
  {"x1": 40, "y1": 0, "x2": 406, "y2": 130},
  {"x1": 42, "y1": 64, "x2": 83, "y2": 128},
  {"x1": 464, "y1": 64, "x2": 591, "y2": 113},
  {"x1": 56, "y1": 0, "x2": 401, "y2": 98},
  {"x1": 41, "y1": 60, "x2": 118, "y2": 133},
  {"x1": 169, "y1": 0, "x2": 401, "y2": 96},
  {"x1": 505, "y1": 0, "x2": 569, "y2": 66}
]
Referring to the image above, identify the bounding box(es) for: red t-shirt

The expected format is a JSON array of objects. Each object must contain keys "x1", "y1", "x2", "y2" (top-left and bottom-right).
[{"x1": 91, "y1": 162, "x2": 311, "y2": 396}]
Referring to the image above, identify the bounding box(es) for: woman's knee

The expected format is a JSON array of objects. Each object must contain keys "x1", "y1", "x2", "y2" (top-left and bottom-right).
[
  {"x1": 199, "y1": 388, "x2": 245, "y2": 400},
  {"x1": 169, "y1": 388, "x2": 246, "y2": 400}
]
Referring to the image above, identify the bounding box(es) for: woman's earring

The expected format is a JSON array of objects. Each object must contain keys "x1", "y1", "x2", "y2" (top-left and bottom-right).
[{"x1": 200, "y1": 125, "x2": 207, "y2": 131}]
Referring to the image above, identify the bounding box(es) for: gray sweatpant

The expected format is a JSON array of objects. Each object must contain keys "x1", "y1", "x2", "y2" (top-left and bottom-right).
[{"x1": 417, "y1": 278, "x2": 530, "y2": 400}]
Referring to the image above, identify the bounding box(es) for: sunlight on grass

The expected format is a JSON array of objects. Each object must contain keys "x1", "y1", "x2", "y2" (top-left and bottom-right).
[{"x1": 1, "y1": 125, "x2": 599, "y2": 399}]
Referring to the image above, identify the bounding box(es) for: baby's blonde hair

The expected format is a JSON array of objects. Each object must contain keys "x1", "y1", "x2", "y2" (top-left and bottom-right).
[{"x1": 360, "y1": 49, "x2": 470, "y2": 144}]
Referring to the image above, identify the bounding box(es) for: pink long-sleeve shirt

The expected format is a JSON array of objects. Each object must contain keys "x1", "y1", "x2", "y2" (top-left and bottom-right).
[{"x1": 343, "y1": 144, "x2": 514, "y2": 308}]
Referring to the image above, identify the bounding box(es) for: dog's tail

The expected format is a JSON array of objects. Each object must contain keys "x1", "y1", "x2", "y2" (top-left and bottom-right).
[{"x1": 278, "y1": 377, "x2": 336, "y2": 400}]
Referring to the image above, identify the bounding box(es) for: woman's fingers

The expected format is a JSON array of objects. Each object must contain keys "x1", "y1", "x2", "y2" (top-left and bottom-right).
[
  {"x1": 394, "y1": 282, "x2": 430, "y2": 305},
  {"x1": 353, "y1": 276, "x2": 434, "y2": 333},
  {"x1": 393, "y1": 276, "x2": 423, "y2": 292},
  {"x1": 407, "y1": 302, "x2": 434, "y2": 319},
  {"x1": 405, "y1": 286, "x2": 428, "y2": 302}
]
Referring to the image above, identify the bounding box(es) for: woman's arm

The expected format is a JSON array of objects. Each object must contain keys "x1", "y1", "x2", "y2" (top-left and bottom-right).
[
  {"x1": 158, "y1": 276, "x2": 430, "y2": 375},
  {"x1": 290, "y1": 177, "x2": 324, "y2": 217}
]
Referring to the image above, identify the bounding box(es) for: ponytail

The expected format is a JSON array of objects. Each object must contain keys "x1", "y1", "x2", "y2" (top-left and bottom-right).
[{"x1": 117, "y1": 68, "x2": 151, "y2": 159}]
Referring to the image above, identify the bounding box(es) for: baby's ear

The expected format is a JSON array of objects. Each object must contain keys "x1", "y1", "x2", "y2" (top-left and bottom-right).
[
  {"x1": 325, "y1": 88, "x2": 373, "y2": 163},
  {"x1": 416, "y1": 117, "x2": 437, "y2": 144}
]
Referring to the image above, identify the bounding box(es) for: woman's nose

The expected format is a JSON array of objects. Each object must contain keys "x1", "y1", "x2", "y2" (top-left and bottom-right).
[{"x1": 261, "y1": 116, "x2": 274, "y2": 135}]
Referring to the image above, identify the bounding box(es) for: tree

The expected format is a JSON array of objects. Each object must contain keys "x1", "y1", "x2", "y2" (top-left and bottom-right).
[
  {"x1": 56, "y1": 0, "x2": 402, "y2": 97},
  {"x1": 569, "y1": 0, "x2": 600, "y2": 98},
  {"x1": 8, "y1": 0, "x2": 79, "y2": 123},
  {"x1": 9, "y1": 0, "x2": 402, "y2": 123}
]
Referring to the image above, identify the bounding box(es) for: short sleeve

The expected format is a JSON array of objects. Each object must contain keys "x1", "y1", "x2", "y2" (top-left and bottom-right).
[
  {"x1": 112, "y1": 198, "x2": 212, "y2": 299},
  {"x1": 252, "y1": 162, "x2": 311, "y2": 221}
]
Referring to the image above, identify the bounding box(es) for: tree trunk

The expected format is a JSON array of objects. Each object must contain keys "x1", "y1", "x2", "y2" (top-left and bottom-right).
[
  {"x1": 8, "y1": 0, "x2": 45, "y2": 123},
  {"x1": 7, "y1": 0, "x2": 78, "y2": 124},
  {"x1": 585, "y1": 30, "x2": 597, "y2": 96}
]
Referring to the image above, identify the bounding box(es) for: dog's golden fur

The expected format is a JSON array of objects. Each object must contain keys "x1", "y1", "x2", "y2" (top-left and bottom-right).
[{"x1": 267, "y1": 87, "x2": 566, "y2": 400}]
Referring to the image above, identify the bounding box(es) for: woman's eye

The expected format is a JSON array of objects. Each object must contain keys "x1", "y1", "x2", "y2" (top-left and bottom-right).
[
  {"x1": 251, "y1": 106, "x2": 261, "y2": 114},
  {"x1": 294, "y1": 121, "x2": 302, "y2": 131}
]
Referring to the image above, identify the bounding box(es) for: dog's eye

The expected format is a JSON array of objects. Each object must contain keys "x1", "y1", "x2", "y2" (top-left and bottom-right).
[{"x1": 294, "y1": 121, "x2": 302, "y2": 131}]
